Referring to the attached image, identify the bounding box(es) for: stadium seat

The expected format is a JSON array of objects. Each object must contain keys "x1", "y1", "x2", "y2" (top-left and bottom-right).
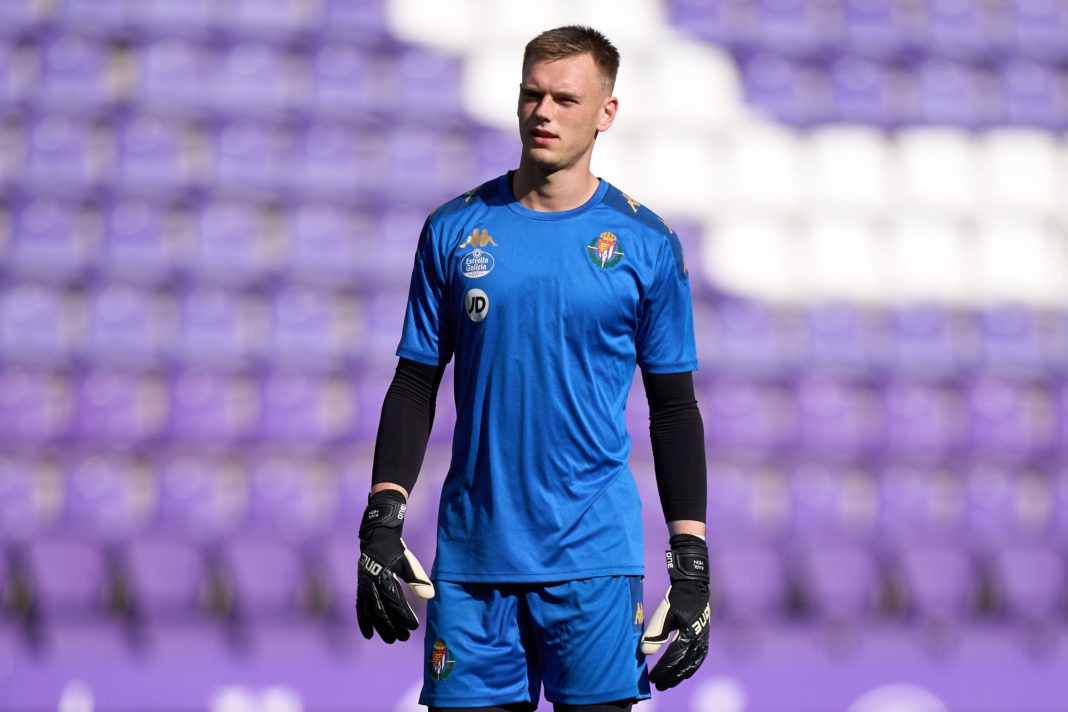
[
  {"x1": 0, "y1": 453, "x2": 46, "y2": 542},
  {"x1": 793, "y1": 544, "x2": 881, "y2": 624},
  {"x1": 112, "y1": 112, "x2": 192, "y2": 196},
  {"x1": 254, "y1": 370, "x2": 353, "y2": 446},
  {"x1": 241, "y1": 454, "x2": 324, "y2": 542},
  {"x1": 281, "y1": 202, "x2": 364, "y2": 287},
  {"x1": 384, "y1": 123, "x2": 476, "y2": 203},
  {"x1": 997, "y1": 60, "x2": 1068, "y2": 130},
  {"x1": 23, "y1": 535, "x2": 111, "y2": 620},
  {"x1": 174, "y1": 286, "x2": 256, "y2": 370},
  {"x1": 384, "y1": 45, "x2": 465, "y2": 119},
  {"x1": 666, "y1": 0, "x2": 758, "y2": 49},
  {"x1": 265, "y1": 285, "x2": 359, "y2": 371},
  {"x1": 921, "y1": 0, "x2": 994, "y2": 61},
  {"x1": 703, "y1": 296, "x2": 801, "y2": 378},
  {"x1": 319, "y1": 0, "x2": 391, "y2": 39},
  {"x1": 209, "y1": 41, "x2": 292, "y2": 118},
  {"x1": 892, "y1": 130, "x2": 979, "y2": 215},
  {"x1": 825, "y1": 56, "x2": 904, "y2": 128},
  {"x1": 150, "y1": 454, "x2": 238, "y2": 542},
  {"x1": 51, "y1": 0, "x2": 128, "y2": 36},
  {"x1": 989, "y1": 544, "x2": 1067, "y2": 626},
  {"x1": 59, "y1": 454, "x2": 144, "y2": 540},
  {"x1": 707, "y1": 460, "x2": 789, "y2": 545},
  {"x1": 0, "y1": 282, "x2": 74, "y2": 367},
  {"x1": 711, "y1": 541, "x2": 788, "y2": 624},
  {"x1": 975, "y1": 303, "x2": 1047, "y2": 380},
  {"x1": 8, "y1": 196, "x2": 89, "y2": 282},
  {"x1": 122, "y1": 536, "x2": 213, "y2": 623},
  {"x1": 911, "y1": 57, "x2": 993, "y2": 128},
  {"x1": 799, "y1": 301, "x2": 886, "y2": 377},
  {"x1": 32, "y1": 34, "x2": 114, "y2": 111},
  {"x1": 68, "y1": 367, "x2": 165, "y2": 446},
  {"x1": 1009, "y1": 0, "x2": 1068, "y2": 63},
  {"x1": 752, "y1": 0, "x2": 839, "y2": 59},
  {"x1": 97, "y1": 198, "x2": 176, "y2": 285},
  {"x1": 876, "y1": 463, "x2": 966, "y2": 549},
  {"x1": 125, "y1": 0, "x2": 213, "y2": 37},
  {"x1": 186, "y1": 199, "x2": 269, "y2": 286},
  {"x1": 220, "y1": 536, "x2": 309, "y2": 623},
  {"x1": 220, "y1": 0, "x2": 315, "y2": 41},
  {"x1": 785, "y1": 462, "x2": 878, "y2": 546},
  {"x1": 736, "y1": 52, "x2": 829, "y2": 127},
  {"x1": 21, "y1": 114, "x2": 98, "y2": 193},
  {"x1": 81, "y1": 284, "x2": 167, "y2": 369},
  {"x1": 130, "y1": 37, "x2": 213, "y2": 115},
  {"x1": 305, "y1": 41, "x2": 376, "y2": 119},
  {"x1": 894, "y1": 544, "x2": 977, "y2": 623},
  {"x1": 207, "y1": 118, "x2": 283, "y2": 197},
  {"x1": 704, "y1": 375, "x2": 798, "y2": 458},
  {"x1": 883, "y1": 303, "x2": 973, "y2": 378},
  {"x1": 165, "y1": 369, "x2": 255, "y2": 446},
  {"x1": 964, "y1": 377, "x2": 1056, "y2": 464},
  {"x1": 976, "y1": 130, "x2": 1064, "y2": 213},
  {"x1": 838, "y1": 0, "x2": 920, "y2": 59},
  {"x1": 0, "y1": 367, "x2": 71, "y2": 447},
  {"x1": 288, "y1": 121, "x2": 365, "y2": 200},
  {"x1": 879, "y1": 377, "x2": 968, "y2": 462},
  {"x1": 792, "y1": 375, "x2": 881, "y2": 461},
  {"x1": 0, "y1": 0, "x2": 40, "y2": 38}
]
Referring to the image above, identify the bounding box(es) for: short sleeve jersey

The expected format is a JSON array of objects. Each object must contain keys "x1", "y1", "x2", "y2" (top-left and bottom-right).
[{"x1": 398, "y1": 174, "x2": 698, "y2": 583}]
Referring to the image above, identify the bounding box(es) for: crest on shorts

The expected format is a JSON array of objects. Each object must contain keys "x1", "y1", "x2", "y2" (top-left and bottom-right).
[
  {"x1": 587, "y1": 231, "x2": 624, "y2": 269},
  {"x1": 429, "y1": 638, "x2": 455, "y2": 681}
]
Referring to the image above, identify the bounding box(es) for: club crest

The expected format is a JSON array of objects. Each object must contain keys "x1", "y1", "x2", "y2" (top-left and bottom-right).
[
  {"x1": 429, "y1": 638, "x2": 455, "y2": 681},
  {"x1": 587, "y1": 231, "x2": 624, "y2": 269}
]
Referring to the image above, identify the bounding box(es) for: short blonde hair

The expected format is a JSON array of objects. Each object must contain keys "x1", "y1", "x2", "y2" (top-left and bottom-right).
[{"x1": 523, "y1": 25, "x2": 620, "y2": 93}]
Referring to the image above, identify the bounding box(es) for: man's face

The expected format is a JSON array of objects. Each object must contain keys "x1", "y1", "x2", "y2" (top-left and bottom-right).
[{"x1": 517, "y1": 53, "x2": 617, "y2": 174}]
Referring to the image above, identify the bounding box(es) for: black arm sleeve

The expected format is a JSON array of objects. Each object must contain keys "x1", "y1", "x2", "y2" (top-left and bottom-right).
[
  {"x1": 642, "y1": 370, "x2": 707, "y2": 524},
  {"x1": 370, "y1": 357, "x2": 446, "y2": 494}
]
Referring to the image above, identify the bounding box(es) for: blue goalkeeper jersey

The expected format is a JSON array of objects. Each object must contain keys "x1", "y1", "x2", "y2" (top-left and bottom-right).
[{"x1": 397, "y1": 173, "x2": 698, "y2": 583}]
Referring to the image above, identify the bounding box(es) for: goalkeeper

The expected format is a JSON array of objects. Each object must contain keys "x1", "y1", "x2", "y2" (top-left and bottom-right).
[{"x1": 358, "y1": 24, "x2": 709, "y2": 712}]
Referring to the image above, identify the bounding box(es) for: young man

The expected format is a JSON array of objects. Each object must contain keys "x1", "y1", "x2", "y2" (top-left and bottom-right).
[{"x1": 357, "y1": 26, "x2": 709, "y2": 712}]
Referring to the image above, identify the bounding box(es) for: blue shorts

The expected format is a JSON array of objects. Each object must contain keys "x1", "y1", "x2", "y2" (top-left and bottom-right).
[{"x1": 418, "y1": 576, "x2": 651, "y2": 708}]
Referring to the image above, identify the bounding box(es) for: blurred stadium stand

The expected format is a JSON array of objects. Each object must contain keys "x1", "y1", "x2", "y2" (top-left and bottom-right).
[{"x1": 1, "y1": 0, "x2": 1067, "y2": 710}]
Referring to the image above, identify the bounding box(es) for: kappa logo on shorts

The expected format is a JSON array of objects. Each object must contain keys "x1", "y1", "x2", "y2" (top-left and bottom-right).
[
  {"x1": 587, "y1": 231, "x2": 624, "y2": 269},
  {"x1": 429, "y1": 638, "x2": 455, "y2": 681}
]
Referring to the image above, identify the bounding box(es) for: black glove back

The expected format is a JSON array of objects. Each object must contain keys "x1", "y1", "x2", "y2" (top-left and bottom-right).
[
  {"x1": 356, "y1": 490, "x2": 435, "y2": 643},
  {"x1": 640, "y1": 534, "x2": 711, "y2": 691}
]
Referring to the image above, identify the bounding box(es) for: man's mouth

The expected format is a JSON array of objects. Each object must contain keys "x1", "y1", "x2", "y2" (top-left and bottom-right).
[{"x1": 531, "y1": 128, "x2": 557, "y2": 143}]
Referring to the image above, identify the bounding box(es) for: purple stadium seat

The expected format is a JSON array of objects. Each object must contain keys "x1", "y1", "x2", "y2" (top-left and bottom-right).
[
  {"x1": 122, "y1": 537, "x2": 211, "y2": 623},
  {"x1": 98, "y1": 199, "x2": 175, "y2": 284},
  {"x1": 320, "y1": 0, "x2": 390, "y2": 38},
  {"x1": 737, "y1": 52, "x2": 829, "y2": 126},
  {"x1": 386, "y1": 46, "x2": 464, "y2": 119},
  {"x1": 705, "y1": 297, "x2": 801, "y2": 378},
  {"x1": 0, "y1": 0, "x2": 40, "y2": 37},
  {"x1": 879, "y1": 377, "x2": 967, "y2": 462},
  {"x1": 60, "y1": 455, "x2": 142, "y2": 540},
  {"x1": 711, "y1": 542, "x2": 787, "y2": 624},
  {"x1": 126, "y1": 0, "x2": 213, "y2": 37},
  {"x1": 827, "y1": 56, "x2": 906, "y2": 127},
  {"x1": 255, "y1": 370, "x2": 352, "y2": 445},
  {"x1": 1054, "y1": 466, "x2": 1068, "y2": 547},
  {"x1": 895, "y1": 544, "x2": 976, "y2": 623},
  {"x1": 962, "y1": 464, "x2": 1052, "y2": 554},
  {"x1": 785, "y1": 462, "x2": 878, "y2": 545},
  {"x1": 666, "y1": 0, "x2": 757, "y2": 48},
  {"x1": 912, "y1": 57, "x2": 994, "y2": 128},
  {"x1": 921, "y1": 0, "x2": 993, "y2": 60},
  {"x1": 69, "y1": 368, "x2": 165, "y2": 446},
  {"x1": 0, "y1": 368, "x2": 71, "y2": 446},
  {"x1": 8, "y1": 197, "x2": 89, "y2": 282},
  {"x1": 1009, "y1": 0, "x2": 1068, "y2": 62},
  {"x1": 23, "y1": 536, "x2": 110, "y2": 620},
  {"x1": 320, "y1": 534, "x2": 359, "y2": 628},
  {"x1": 131, "y1": 37, "x2": 213, "y2": 114},
  {"x1": 793, "y1": 375, "x2": 881, "y2": 461},
  {"x1": 150, "y1": 454, "x2": 236, "y2": 542},
  {"x1": 753, "y1": 0, "x2": 839, "y2": 58},
  {"x1": 208, "y1": 118, "x2": 283, "y2": 197},
  {"x1": 801, "y1": 301, "x2": 886, "y2": 377},
  {"x1": 282, "y1": 203, "x2": 365, "y2": 286},
  {"x1": 209, "y1": 41, "x2": 292, "y2": 117},
  {"x1": 187, "y1": 199, "x2": 268, "y2": 286},
  {"x1": 175, "y1": 286, "x2": 256, "y2": 370},
  {"x1": 82, "y1": 284, "x2": 167, "y2": 369},
  {"x1": 221, "y1": 536, "x2": 307, "y2": 622},
  {"x1": 977, "y1": 303, "x2": 1046, "y2": 378},
  {"x1": 964, "y1": 377, "x2": 1056, "y2": 464},
  {"x1": 998, "y1": 59, "x2": 1067, "y2": 129},
  {"x1": 0, "y1": 282, "x2": 73, "y2": 366},
  {"x1": 384, "y1": 124, "x2": 476, "y2": 202},
  {"x1": 794, "y1": 544, "x2": 880, "y2": 623},
  {"x1": 221, "y1": 0, "x2": 315, "y2": 40},
  {"x1": 839, "y1": 0, "x2": 922, "y2": 59},
  {"x1": 0, "y1": 454, "x2": 46, "y2": 542},
  {"x1": 707, "y1": 460, "x2": 789, "y2": 545},
  {"x1": 355, "y1": 207, "x2": 430, "y2": 290},
  {"x1": 266, "y1": 285, "x2": 355, "y2": 371},
  {"x1": 165, "y1": 369, "x2": 255, "y2": 446},
  {"x1": 886, "y1": 303, "x2": 972, "y2": 379},
  {"x1": 33, "y1": 34, "x2": 113, "y2": 111},
  {"x1": 876, "y1": 462, "x2": 966, "y2": 548},
  {"x1": 0, "y1": 42, "x2": 25, "y2": 109},
  {"x1": 306, "y1": 41, "x2": 376, "y2": 119},
  {"x1": 51, "y1": 0, "x2": 128, "y2": 35},
  {"x1": 242, "y1": 455, "x2": 321, "y2": 542},
  {"x1": 22, "y1": 114, "x2": 97, "y2": 193},
  {"x1": 288, "y1": 121, "x2": 367, "y2": 199},
  {"x1": 112, "y1": 112, "x2": 191, "y2": 196},
  {"x1": 703, "y1": 375, "x2": 798, "y2": 457},
  {"x1": 990, "y1": 544, "x2": 1066, "y2": 625}
]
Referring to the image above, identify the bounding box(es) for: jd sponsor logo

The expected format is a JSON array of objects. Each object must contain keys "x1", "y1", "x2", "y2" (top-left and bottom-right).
[
  {"x1": 461, "y1": 248, "x2": 494, "y2": 278},
  {"x1": 464, "y1": 289, "x2": 489, "y2": 322}
]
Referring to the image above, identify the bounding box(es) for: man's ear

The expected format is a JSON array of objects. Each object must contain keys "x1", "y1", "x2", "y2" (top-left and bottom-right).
[{"x1": 597, "y1": 95, "x2": 619, "y2": 133}]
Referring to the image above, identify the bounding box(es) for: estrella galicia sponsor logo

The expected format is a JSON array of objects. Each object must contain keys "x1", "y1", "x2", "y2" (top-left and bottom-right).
[
  {"x1": 587, "y1": 231, "x2": 624, "y2": 269},
  {"x1": 464, "y1": 288, "x2": 489, "y2": 322},
  {"x1": 430, "y1": 638, "x2": 455, "y2": 681},
  {"x1": 461, "y1": 248, "x2": 494, "y2": 278}
]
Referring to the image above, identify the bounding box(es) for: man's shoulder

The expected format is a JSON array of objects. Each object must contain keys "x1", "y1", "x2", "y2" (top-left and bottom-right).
[
  {"x1": 601, "y1": 182, "x2": 676, "y2": 239},
  {"x1": 428, "y1": 176, "x2": 506, "y2": 225}
]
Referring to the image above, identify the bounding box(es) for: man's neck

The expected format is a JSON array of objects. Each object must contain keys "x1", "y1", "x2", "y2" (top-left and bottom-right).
[{"x1": 511, "y1": 162, "x2": 600, "y2": 213}]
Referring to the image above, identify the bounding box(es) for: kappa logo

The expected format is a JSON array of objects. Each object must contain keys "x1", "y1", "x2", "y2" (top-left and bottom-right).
[
  {"x1": 588, "y1": 231, "x2": 624, "y2": 269},
  {"x1": 459, "y1": 228, "x2": 497, "y2": 248},
  {"x1": 634, "y1": 601, "x2": 644, "y2": 626},
  {"x1": 430, "y1": 639, "x2": 455, "y2": 681}
]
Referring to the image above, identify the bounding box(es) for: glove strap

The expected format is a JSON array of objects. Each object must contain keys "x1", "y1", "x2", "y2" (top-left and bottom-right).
[
  {"x1": 665, "y1": 534, "x2": 709, "y2": 584},
  {"x1": 360, "y1": 490, "x2": 407, "y2": 541}
]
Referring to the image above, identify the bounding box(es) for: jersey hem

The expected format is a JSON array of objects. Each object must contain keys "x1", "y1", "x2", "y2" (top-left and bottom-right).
[
  {"x1": 639, "y1": 360, "x2": 699, "y2": 374},
  {"x1": 395, "y1": 347, "x2": 446, "y2": 367}
]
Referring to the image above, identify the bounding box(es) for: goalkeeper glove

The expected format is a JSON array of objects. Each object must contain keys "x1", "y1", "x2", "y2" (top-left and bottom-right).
[
  {"x1": 640, "y1": 534, "x2": 711, "y2": 691},
  {"x1": 357, "y1": 490, "x2": 435, "y2": 643}
]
